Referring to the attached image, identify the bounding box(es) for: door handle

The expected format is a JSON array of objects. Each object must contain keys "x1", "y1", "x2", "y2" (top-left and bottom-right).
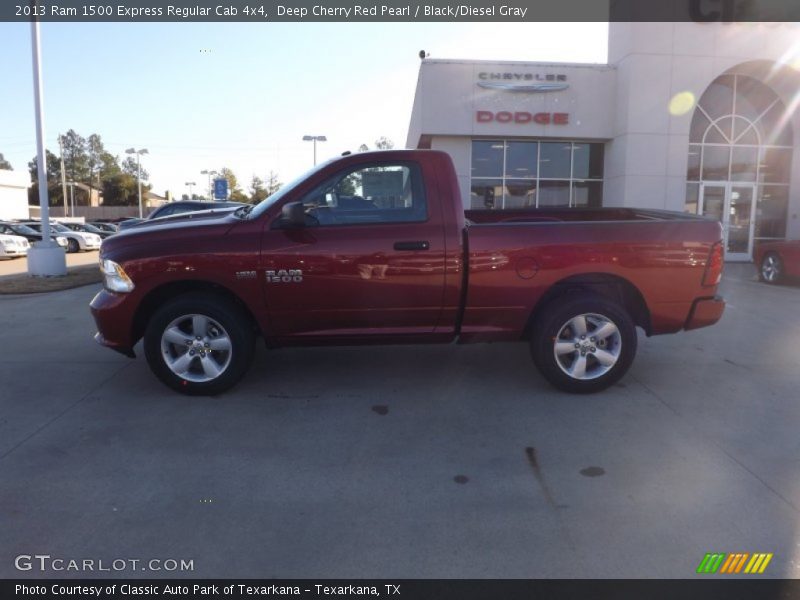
[{"x1": 393, "y1": 241, "x2": 430, "y2": 251}]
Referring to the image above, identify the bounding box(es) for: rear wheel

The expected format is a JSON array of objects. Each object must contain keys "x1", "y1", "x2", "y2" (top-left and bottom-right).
[
  {"x1": 144, "y1": 293, "x2": 255, "y2": 395},
  {"x1": 759, "y1": 252, "x2": 783, "y2": 284},
  {"x1": 531, "y1": 295, "x2": 637, "y2": 393}
]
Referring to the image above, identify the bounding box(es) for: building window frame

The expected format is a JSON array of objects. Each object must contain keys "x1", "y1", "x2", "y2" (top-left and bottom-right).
[
  {"x1": 470, "y1": 138, "x2": 604, "y2": 210},
  {"x1": 686, "y1": 73, "x2": 793, "y2": 243}
]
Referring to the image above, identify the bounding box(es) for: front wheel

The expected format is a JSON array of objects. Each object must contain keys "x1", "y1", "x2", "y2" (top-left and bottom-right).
[
  {"x1": 759, "y1": 252, "x2": 783, "y2": 284},
  {"x1": 531, "y1": 295, "x2": 637, "y2": 394},
  {"x1": 144, "y1": 293, "x2": 255, "y2": 395},
  {"x1": 67, "y1": 238, "x2": 79, "y2": 253}
]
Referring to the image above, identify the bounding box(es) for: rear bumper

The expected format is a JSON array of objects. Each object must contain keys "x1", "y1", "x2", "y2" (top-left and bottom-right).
[
  {"x1": 684, "y1": 295, "x2": 725, "y2": 331},
  {"x1": 90, "y1": 289, "x2": 136, "y2": 357}
]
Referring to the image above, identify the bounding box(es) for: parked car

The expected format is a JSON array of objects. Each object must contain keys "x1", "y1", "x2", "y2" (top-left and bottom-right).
[
  {"x1": 117, "y1": 201, "x2": 247, "y2": 231},
  {"x1": 62, "y1": 221, "x2": 115, "y2": 240},
  {"x1": 0, "y1": 221, "x2": 69, "y2": 250},
  {"x1": 0, "y1": 232, "x2": 30, "y2": 259},
  {"x1": 755, "y1": 239, "x2": 800, "y2": 284},
  {"x1": 90, "y1": 150, "x2": 725, "y2": 396},
  {"x1": 89, "y1": 222, "x2": 119, "y2": 234},
  {"x1": 23, "y1": 221, "x2": 102, "y2": 253}
]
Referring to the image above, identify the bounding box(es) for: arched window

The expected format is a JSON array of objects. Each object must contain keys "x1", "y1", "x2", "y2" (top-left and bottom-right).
[{"x1": 686, "y1": 74, "x2": 793, "y2": 256}]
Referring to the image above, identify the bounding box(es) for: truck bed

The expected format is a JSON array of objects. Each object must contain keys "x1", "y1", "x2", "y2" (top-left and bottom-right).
[{"x1": 459, "y1": 208, "x2": 722, "y2": 341}]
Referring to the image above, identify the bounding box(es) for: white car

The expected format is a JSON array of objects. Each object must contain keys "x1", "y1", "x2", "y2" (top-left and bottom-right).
[
  {"x1": 23, "y1": 221, "x2": 102, "y2": 253},
  {"x1": 0, "y1": 233, "x2": 30, "y2": 259}
]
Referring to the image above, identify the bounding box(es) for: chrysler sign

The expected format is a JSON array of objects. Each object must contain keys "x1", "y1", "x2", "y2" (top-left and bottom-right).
[
  {"x1": 476, "y1": 111, "x2": 570, "y2": 125},
  {"x1": 477, "y1": 72, "x2": 569, "y2": 93}
]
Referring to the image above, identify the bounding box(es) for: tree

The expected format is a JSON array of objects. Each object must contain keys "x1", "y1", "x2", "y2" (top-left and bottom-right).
[
  {"x1": 102, "y1": 173, "x2": 150, "y2": 206},
  {"x1": 98, "y1": 150, "x2": 121, "y2": 179},
  {"x1": 0, "y1": 153, "x2": 12, "y2": 170},
  {"x1": 84, "y1": 133, "x2": 108, "y2": 206},
  {"x1": 27, "y1": 183, "x2": 69, "y2": 208},
  {"x1": 358, "y1": 138, "x2": 394, "y2": 152},
  {"x1": 27, "y1": 150, "x2": 66, "y2": 208},
  {"x1": 265, "y1": 171, "x2": 282, "y2": 196},
  {"x1": 121, "y1": 156, "x2": 149, "y2": 182},
  {"x1": 60, "y1": 129, "x2": 90, "y2": 184},
  {"x1": 249, "y1": 175, "x2": 268, "y2": 204},
  {"x1": 218, "y1": 167, "x2": 248, "y2": 202},
  {"x1": 27, "y1": 150, "x2": 61, "y2": 184}
]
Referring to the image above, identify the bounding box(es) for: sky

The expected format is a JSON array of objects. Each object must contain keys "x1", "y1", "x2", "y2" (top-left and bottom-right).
[{"x1": 0, "y1": 22, "x2": 607, "y2": 198}]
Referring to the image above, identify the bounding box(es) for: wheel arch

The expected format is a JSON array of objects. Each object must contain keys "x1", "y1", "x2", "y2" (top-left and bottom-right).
[
  {"x1": 131, "y1": 280, "x2": 260, "y2": 345},
  {"x1": 523, "y1": 273, "x2": 651, "y2": 339}
]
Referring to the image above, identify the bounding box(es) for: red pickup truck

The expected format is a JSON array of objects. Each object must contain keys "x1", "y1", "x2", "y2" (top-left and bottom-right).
[{"x1": 90, "y1": 150, "x2": 725, "y2": 395}]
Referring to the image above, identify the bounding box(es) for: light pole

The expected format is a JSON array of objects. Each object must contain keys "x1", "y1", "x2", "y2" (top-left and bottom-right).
[
  {"x1": 66, "y1": 181, "x2": 75, "y2": 217},
  {"x1": 200, "y1": 169, "x2": 217, "y2": 201},
  {"x1": 185, "y1": 181, "x2": 196, "y2": 199},
  {"x1": 302, "y1": 135, "x2": 327, "y2": 166},
  {"x1": 126, "y1": 148, "x2": 148, "y2": 218},
  {"x1": 27, "y1": 10, "x2": 66, "y2": 276},
  {"x1": 58, "y1": 134, "x2": 68, "y2": 217}
]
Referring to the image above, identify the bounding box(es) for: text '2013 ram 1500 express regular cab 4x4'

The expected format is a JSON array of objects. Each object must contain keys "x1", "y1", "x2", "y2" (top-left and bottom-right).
[{"x1": 90, "y1": 150, "x2": 725, "y2": 395}]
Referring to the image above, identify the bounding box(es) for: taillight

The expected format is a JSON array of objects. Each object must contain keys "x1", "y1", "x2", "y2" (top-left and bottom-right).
[{"x1": 703, "y1": 241, "x2": 723, "y2": 286}]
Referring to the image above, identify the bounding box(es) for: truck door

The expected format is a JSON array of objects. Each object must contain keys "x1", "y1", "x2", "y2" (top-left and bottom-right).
[{"x1": 260, "y1": 161, "x2": 446, "y2": 338}]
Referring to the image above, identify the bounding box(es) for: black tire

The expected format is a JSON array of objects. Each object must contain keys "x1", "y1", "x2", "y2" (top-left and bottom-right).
[
  {"x1": 759, "y1": 252, "x2": 783, "y2": 284},
  {"x1": 143, "y1": 292, "x2": 255, "y2": 396},
  {"x1": 530, "y1": 294, "x2": 637, "y2": 394},
  {"x1": 67, "y1": 238, "x2": 79, "y2": 253}
]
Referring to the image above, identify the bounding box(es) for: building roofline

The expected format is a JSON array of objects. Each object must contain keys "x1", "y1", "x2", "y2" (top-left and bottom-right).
[{"x1": 419, "y1": 58, "x2": 614, "y2": 70}]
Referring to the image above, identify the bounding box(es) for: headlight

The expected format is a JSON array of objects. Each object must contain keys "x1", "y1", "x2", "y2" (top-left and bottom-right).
[{"x1": 101, "y1": 259, "x2": 135, "y2": 293}]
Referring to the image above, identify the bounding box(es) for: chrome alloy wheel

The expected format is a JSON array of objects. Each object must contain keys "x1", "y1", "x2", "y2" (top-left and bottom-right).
[
  {"x1": 553, "y1": 313, "x2": 622, "y2": 380},
  {"x1": 761, "y1": 254, "x2": 781, "y2": 283},
  {"x1": 160, "y1": 314, "x2": 233, "y2": 383}
]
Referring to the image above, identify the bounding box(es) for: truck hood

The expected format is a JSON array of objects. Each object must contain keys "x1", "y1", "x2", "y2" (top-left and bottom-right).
[
  {"x1": 101, "y1": 212, "x2": 241, "y2": 259},
  {"x1": 125, "y1": 207, "x2": 240, "y2": 229}
]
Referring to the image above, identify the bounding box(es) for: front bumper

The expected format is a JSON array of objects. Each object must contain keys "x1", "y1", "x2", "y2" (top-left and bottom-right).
[
  {"x1": 684, "y1": 296, "x2": 725, "y2": 331},
  {"x1": 90, "y1": 289, "x2": 136, "y2": 357},
  {"x1": 0, "y1": 247, "x2": 27, "y2": 257}
]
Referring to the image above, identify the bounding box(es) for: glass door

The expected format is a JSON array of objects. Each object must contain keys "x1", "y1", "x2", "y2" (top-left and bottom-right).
[
  {"x1": 726, "y1": 185, "x2": 756, "y2": 260},
  {"x1": 699, "y1": 183, "x2": 756, "y2": 261}
]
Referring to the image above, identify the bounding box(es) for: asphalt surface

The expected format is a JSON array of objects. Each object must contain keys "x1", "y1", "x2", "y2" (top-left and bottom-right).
[{"x1": 1, "y1": 264, "x2": 799, "y2": 579}]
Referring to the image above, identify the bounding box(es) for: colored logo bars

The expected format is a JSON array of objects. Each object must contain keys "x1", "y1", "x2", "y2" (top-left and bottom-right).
[{"x1": 696, "y1": 552, "x2": 773, "y2": 574}]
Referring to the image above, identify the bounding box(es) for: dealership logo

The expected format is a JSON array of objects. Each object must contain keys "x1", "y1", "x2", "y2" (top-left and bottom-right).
[
  {"x1": 476, "y1": 111, "x2": 569, "y2": 125},
  {"x1": 477, "y1": 72, "x2": 568, "y2": 92},
  {"x1": 696, "y1": 552, "x2": 773, "y2": 574}
]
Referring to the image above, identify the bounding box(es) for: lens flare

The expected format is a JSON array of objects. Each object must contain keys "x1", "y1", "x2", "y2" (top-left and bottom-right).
[{"x1": 669, "y1": 91, "x2": 696, "y2": 116}]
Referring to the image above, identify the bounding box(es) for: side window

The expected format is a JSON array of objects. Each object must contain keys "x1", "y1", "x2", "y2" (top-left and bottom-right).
[
  {"x1": 300, "y1": 162, "x2": 427, "y2": 226},
  {"x1": 154, "y1": 205, "x2": 178, "y2": 218}
]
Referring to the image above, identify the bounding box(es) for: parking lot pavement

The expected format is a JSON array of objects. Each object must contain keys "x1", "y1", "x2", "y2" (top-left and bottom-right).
[
  {"x1": 0, "y1": 251, "x2": 99, "y2": 278},
  {"x1": 1, "y1": 264, "x2": 799, "y2": 579}
]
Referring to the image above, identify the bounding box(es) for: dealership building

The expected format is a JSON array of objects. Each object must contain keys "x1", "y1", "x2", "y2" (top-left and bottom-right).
[{"x1": 407, "y1": 22, "x2": 800, "y2": 261}]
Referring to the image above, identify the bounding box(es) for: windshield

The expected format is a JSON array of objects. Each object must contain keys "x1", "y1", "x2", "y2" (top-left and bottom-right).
[
  {"x1": 49, "y1": 223, "x2": 70, "y2": 233},
  {"x1": 247, "y1": 159, "x2": 336, "y2": 220},
  {"x1": 10, "y1": 224, "x2": 36, "y2": 235}
]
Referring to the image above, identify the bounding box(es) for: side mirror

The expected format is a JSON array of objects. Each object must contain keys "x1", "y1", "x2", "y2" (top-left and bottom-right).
[{"x1": 281, "y1": 202, "x2": 306, "y2": 228}]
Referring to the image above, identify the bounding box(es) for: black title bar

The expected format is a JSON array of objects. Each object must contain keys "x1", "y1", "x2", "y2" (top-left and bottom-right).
[
  {"x1": 4, "y1": 0, "x2": 800, "y2": 22},
  {"x1": 5, "y1": 580, "x2": 800, "y2": 600}
]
